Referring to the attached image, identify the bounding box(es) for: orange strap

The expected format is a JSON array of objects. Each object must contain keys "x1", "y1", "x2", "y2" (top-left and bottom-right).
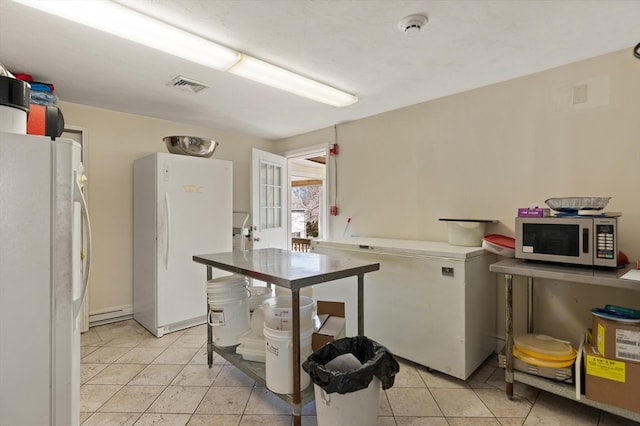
[{"x1": 27, "y1": 104, "x2": 46, "y2": 135}]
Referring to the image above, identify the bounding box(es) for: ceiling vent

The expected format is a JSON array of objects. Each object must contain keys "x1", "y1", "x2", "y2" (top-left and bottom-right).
[{"x1": 167, "y1": 75, "x2": 210, "y2": 93}]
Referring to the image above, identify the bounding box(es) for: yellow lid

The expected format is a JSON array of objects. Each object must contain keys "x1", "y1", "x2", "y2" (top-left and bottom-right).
[
  {"x1": 513, "y1": 347, "x2": 575, "y2": 368},
  {"x1": 514, "y1": 344, "x2": 577, "y2": 362},
  {"x1": 514, "y1": 334, "x2": 575, "y2": 358}
]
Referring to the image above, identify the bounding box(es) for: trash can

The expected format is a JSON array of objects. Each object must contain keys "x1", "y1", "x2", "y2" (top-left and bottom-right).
[{"x1": 302, "y1": 336, "x2": 400, "y2": 426}]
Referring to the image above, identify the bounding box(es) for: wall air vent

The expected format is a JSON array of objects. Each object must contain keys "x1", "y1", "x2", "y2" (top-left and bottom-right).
[{"x1": 167, "y1": 76, "x2": 210, "y2": 93}]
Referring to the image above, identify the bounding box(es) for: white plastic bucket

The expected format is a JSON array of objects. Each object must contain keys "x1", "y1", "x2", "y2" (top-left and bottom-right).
[
  {"x1": 207, "y1": 275, "x2": 250, "y2": 347},
  {"x1": 446, "y1": 221, "x2": 486, "y2": 247},
  {"x1": 314, "y1": 377, "x2": 381, "y2": 426},
  {"x1": 263, "y1": 326, "x2": 313, "y2": 394},
  {"x1": 262, "y1": 296, "x2": 315, "y2": 331},
  {"x1": 248, "y1": 286, "x2": 274, "y2": 312}
]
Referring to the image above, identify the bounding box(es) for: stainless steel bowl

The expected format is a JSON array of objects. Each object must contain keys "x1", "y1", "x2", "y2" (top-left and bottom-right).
[{"x1": 163, "y1": 136, "x2": 218, "y2": 158}]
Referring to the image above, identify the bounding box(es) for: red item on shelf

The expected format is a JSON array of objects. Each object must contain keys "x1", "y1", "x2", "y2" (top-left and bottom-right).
[
  {"x1": 14, "y1": 73, "x2": 33, "y2": 82},
  {"x1": 482, "y1": 234, "x2": 515, "y2": 249}
]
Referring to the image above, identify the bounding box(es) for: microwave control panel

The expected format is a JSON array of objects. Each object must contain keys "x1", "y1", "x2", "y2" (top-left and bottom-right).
[{"x1": 595, "y1": 224, "x2": 615, "y2": 259}]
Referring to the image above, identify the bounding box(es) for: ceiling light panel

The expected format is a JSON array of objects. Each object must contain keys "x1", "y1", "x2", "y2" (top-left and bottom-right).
[
  {"x1": 13, "y1": 0, "x2": 357, "y2": 107},
  {"x1": 229, "y1": 55, "x2": 358, "y2": 107},
  {"x1": 13, "y1": 0, "x2": 240, "y2": 70}
]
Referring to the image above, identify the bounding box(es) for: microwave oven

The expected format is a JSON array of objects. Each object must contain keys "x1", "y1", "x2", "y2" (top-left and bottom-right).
[{"x1": 515, "y1": 216, "x2": 617, "y2": 267}]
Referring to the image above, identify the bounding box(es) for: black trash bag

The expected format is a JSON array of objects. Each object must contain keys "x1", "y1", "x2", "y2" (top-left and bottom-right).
[{"x1": 302, "y1": 336, "x2": 400, "y2": 395}]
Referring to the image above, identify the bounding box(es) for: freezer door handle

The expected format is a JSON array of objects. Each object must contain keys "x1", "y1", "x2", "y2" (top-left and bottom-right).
[
  {"x1": 164, "y1": 193, "x2": 172, "y2": 269},
  {"x1": 73, "y1": 172, "x2": 92, "y2": 320}
]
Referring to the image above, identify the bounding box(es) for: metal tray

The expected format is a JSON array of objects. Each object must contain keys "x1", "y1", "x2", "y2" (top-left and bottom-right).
[{"x1": 545, "y1": 197, "x2": 610, "y2": 212}]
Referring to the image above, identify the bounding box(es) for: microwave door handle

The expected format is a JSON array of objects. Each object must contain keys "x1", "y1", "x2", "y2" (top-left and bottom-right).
[{"x1": 583, "y1": 228, "x2": 590, "y2": 253}]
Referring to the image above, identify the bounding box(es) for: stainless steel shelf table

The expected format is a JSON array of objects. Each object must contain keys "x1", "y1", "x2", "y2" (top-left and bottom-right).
[
  {"x1": 490, "y1": 258, "x2": 639, "y2": 422},
  {"x1": 193, "y1": 248, "x2": 380, "y2": 426}
]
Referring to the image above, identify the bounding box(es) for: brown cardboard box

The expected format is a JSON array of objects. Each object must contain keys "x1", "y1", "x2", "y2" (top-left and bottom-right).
[
  {"x1": 312, "y1": 301, "x2": 345, "y2": 350},
  {"x1": 592, "y1": 314, "x2": 640, "y2": 363},
  {"x1": 583, "y1": 342, "x2": 640, "y2": 413}
]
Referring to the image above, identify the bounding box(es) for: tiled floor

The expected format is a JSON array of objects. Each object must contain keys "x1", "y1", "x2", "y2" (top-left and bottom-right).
[{"x1": 80, "y1": 320, "x2": 637, "y2": 425}]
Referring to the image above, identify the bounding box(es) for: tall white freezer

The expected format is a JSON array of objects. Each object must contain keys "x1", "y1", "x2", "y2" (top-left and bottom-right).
[
  {"x1": 1, "y1": 132, "x2": 87, "y2": 426},
  {"x1": 311, "y1": 237, "x2": 496, "y2": 380},
  {"x1": 133, "y1": 153, "x2": 232, "y2": 337}
]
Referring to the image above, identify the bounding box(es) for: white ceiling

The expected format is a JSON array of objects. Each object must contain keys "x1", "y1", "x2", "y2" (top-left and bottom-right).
[{"x1": 1, "y1": 0, "x2": 639, "y2": 140}]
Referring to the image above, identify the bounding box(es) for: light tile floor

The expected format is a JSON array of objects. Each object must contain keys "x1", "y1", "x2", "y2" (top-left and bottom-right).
[{"x1": 80, "y1": 320, "x2": 638, "y2": 425}]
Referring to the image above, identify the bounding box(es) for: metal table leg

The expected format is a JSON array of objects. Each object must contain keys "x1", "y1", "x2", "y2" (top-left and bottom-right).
[
  {"x1": 206, "y1": 266, "x2": 213, "y2": 367},
  {"x1": 291, "y1": 288, "x2": 302, "y2": 426},
  {"x1": 505, "y1": 273, "x2": 514, "y2": 399},
  {"x1": 527, "y1": 277, "x2": 534, "y2": 334},
  {"x1": 357, "y1": 273, "x2": 364, "y2": 336}
]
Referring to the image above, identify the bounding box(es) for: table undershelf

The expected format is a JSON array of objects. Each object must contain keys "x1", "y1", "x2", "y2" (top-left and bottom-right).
[
  {"x1": 512, "y1": 370, "x2": 640, "y2": 422},
  {"x1": 208, "y1": 343, "x2": 316, "y2": 410}
]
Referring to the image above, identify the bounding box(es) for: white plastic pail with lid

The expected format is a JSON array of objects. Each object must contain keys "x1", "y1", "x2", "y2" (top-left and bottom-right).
[
  {"x1": 207, "y1": 274, "x2": 250, "y2": 347},
  {"x1": 263, "y1": 326, "x2": 313, "y2": 394}
]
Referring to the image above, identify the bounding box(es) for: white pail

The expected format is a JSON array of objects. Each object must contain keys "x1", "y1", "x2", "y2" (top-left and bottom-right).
[
  {"x1": 446, "y1": 221, "x2": 486, "y2": 247},
  {"x1": 314, "y1": 377, "x2": 381, "y2": 426},
  {"x1": 248, "y1": 286, "x2": 274, "y2": 312},
  {"x1": 263, "y1": 326, "x2": 313, "y2": 394},
  {"x1": 262, "y1": 296, "x2": 315, "y2": 331},
  {"x1": 207, "y1": 275, "x2": 250, "y2": 347}
]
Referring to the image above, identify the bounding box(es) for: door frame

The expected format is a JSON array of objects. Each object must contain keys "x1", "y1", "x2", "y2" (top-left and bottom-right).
[{"x1": 281, "y1": 144, "x2": 330, "y2": 242}]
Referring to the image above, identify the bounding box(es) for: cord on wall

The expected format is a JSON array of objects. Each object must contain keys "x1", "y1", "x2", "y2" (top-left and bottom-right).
[{"x1": 330, "y1": 125, "x2": 339, "y2": 216}]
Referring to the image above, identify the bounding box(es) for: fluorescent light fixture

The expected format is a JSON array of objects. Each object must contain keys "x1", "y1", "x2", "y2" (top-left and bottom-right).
[
  {"x1": 13, "y1": 0, "x2": 358, "y2": 107},
  {"x1": 230, "y1": 55, "x2": 357, "y2": 107},
  {"x1": 13, "y1": 0, "x2": 239, "y2": 70}
]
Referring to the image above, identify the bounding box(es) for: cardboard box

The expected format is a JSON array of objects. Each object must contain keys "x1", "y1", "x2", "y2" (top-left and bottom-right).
[
  {"x1": 592, "y1": 314, "x2": 640, "y2": 363},
  {"x1": 312, "y1": 301, "x2": 345, "y2": 350},
  {"x1": 583, "y1": 342, "x2": 640, "y2": 413}
]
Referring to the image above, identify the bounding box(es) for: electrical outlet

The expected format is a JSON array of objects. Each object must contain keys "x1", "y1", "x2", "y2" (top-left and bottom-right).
[{"x1": 330, "y1": 206, "x2": 338, "y2": 216}]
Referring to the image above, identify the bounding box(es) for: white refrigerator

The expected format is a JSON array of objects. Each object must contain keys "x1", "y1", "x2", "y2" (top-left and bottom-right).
[
  {"x1": 0, "y1": 132, "x2": 89, "y2": 426},
  {"x1": 311, "y1": 237, "x2": 496, "y2": 380},
  {"x1": 133, "y1": 152, "x2": 232, "y2": 337}
]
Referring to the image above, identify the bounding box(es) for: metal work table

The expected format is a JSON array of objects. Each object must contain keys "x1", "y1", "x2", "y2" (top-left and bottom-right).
[
  {"x1": 490, "y1": 258, "x2": 640, "y2": 421},
  {"x1": 193, "y1": 248, "x2": 380, "y2": 426}
]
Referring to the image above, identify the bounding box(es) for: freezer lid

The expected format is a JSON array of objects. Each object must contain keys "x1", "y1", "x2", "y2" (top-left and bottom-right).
[{"x1": 311, "y1": 237, "x2": 487, "y2": 259}]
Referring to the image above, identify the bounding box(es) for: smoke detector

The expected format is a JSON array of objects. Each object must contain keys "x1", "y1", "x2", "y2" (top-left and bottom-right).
[{"x1": 398, "y1": 14, "x2": 428, "y2": 36}]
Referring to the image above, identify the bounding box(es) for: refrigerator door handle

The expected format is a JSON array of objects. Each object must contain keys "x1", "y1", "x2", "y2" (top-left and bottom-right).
[
  {"x1": 73, "y1": 173, "x2": 92, "y2": 320},
  {"x1": 165, "y1": 193, "x2": 172, "y2": 269}
]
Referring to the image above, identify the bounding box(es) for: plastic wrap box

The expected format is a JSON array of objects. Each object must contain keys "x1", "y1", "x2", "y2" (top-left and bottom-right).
[
  {"x1": 592, "y1": 314, "x2": 640, "y2": 363},
  {"x1": 517, "y1": 207, "x2": 550, "y2": 217},
  {"x1": 584, "y1": 342, "x2": 640, "y2": 413},
  {"x1": 312, "y1": 301, "x2": 345, "y2": 350}
]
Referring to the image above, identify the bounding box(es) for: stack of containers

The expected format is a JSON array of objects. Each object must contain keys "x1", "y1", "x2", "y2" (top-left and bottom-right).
[
  {"x1": 206, "y1": 274, "x2": 251, "y2": 347},
  {"x1": 513, "y1": 334, "x2": 577, "y2": 369},
  {"x1": 236, "y1": 286, "x2": 274, "y2": 362},
  {"x1": 262, "y1": 296, "x2": 316, "y2": 394}
]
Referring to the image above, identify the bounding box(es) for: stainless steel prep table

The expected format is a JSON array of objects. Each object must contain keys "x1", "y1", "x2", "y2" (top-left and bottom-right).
[
  {"x1": 193, "y1": 248, "x2": 380, "y2": 426},
  {"x1": 490, "y1": 258, "x2": 639, "y2": 421}
]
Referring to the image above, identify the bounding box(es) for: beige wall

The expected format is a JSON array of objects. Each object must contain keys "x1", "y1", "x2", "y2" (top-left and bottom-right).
[
  {"x1": 59, "y1": 101, "x2": 273, "y2": 316},
  {"x1": 276, "y1": 48, "x2": 640, "y2": 346}
]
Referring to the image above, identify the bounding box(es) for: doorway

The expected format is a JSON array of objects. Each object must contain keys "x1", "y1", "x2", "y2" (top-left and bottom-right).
[{"x1": 288, "y1": 149, "x2": 327, "y2": 251}]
